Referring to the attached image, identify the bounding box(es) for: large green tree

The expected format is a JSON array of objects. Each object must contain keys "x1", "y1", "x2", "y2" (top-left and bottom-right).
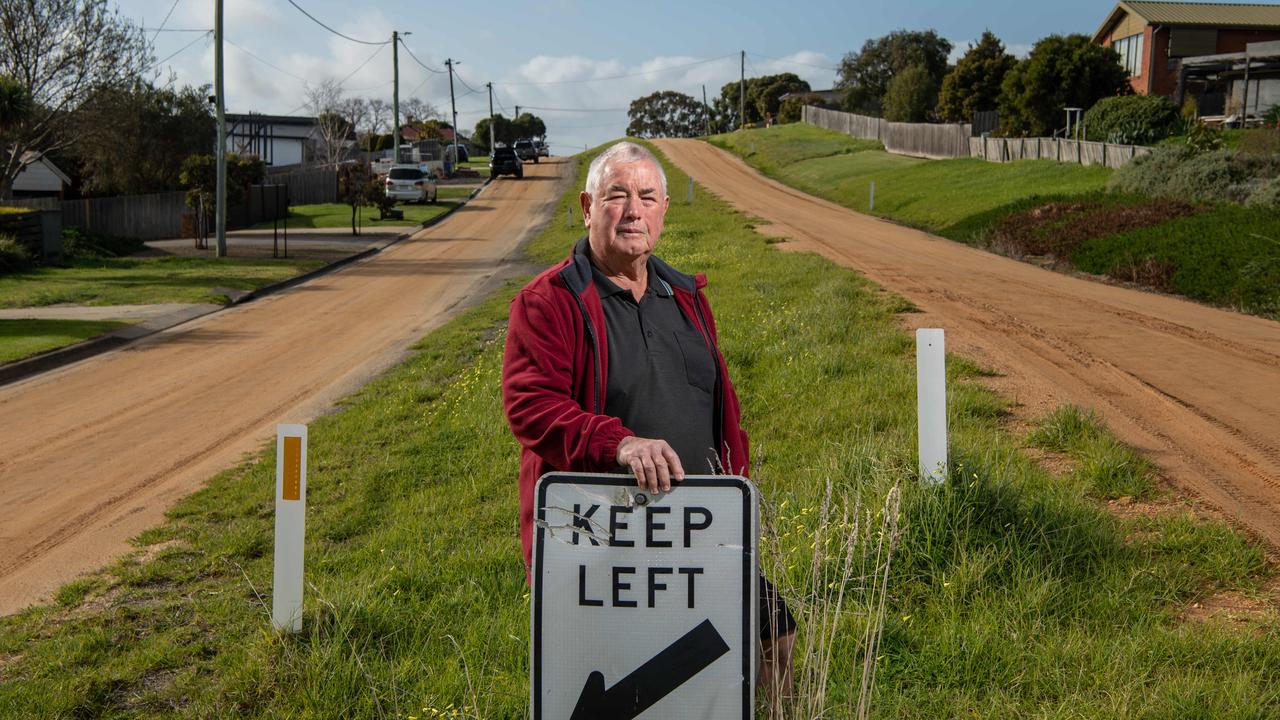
[
  {"x1": 883, "y1": 65, "x2": 938, "y2": 122},
  {"x1": 938, "y1": 31, "x2": 1017, "y2": 123},
  {"x1": 0, "y1": 0, "x2": 149, "y2": 199},
  {"x1": 836, "y1": 30, "x2": 952, "y2": 116},
  {"x1": 998, "y1": 34, "x2": 1129, "y2": 137},
  {"x1": 72, "y1": 80, "x2": 215, "y2": 195},
  {"x1": 717, "y1": 73, "x2": 811, "y2": 127},
  {"x1": 472, "y1": 112, "x2": 546, "y2": 153},
  {"x1": 626, "y1": 90, "x2": 706, "y2": 138}
]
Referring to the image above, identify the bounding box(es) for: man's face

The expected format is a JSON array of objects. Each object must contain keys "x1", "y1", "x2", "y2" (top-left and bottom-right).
[{"x1": 580, "y1": 159, "x2": 670, "y2": 267}]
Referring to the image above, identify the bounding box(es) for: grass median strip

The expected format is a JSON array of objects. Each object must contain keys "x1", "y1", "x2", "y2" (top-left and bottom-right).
[
  {"x1": 0, "y1": 318, "x2": 129, "y2": 364},
  {"x1": 0, "y1": 256, "x2": 325, "y2": 308},
  {"x1": 250, "y1": 201, "x2": 463, "y2": 230},
  {"x1": 0, "y1": 143, "x2": 1276, "y2": 717}
]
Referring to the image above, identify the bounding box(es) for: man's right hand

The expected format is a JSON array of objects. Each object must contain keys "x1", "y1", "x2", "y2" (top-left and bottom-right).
[{"x1": 616, "y1": 436, "x2": 684, "y2": 493}]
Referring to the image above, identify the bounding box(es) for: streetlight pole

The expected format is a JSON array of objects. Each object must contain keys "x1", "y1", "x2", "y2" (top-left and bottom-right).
[
  {"x1": 392, "y1": 31, "x2": 400, "y2": 163},
  {"x1": 214, "y1": 0, "x2": 226, "y2": 256},
  {"x1": 445, "y1": 58, "x2": 459, "y2": 173}
]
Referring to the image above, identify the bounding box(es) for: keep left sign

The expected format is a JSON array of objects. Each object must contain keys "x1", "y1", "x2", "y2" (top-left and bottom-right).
[{"x1": 531, "y1": 472, "x2": 758, "y2": 720}]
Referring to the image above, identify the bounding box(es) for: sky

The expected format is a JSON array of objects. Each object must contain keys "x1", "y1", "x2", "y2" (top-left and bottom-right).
[{"x1": 118, "y1": 0, "x2": 1125, "y2": 154}]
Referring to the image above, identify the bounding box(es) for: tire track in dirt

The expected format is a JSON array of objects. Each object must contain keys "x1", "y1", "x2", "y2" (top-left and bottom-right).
[{"x1": 655, "y1": 138, "x2": 1280, "y2": 549}]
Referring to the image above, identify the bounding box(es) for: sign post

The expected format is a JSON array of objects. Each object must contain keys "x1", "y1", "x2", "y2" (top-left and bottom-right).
[
  {"x1": 272, "y1": 423, "x2": 307, "y2": 633},
  {"x1": 916, "y1": 329, "x2": 948, "y2": 485},
  {"x1": 531, "y1": 473, "x2": 757, "y2": 719}
]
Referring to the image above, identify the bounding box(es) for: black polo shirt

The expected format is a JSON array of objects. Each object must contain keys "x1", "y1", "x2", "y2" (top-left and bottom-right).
[{"x1": 592, "y1": 262, "x2": 719, "y2": 473}]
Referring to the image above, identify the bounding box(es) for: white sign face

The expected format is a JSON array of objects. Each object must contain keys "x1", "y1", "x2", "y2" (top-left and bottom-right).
[{"x1": 531, "y1": 473, "x2": 757, "y2": 720}]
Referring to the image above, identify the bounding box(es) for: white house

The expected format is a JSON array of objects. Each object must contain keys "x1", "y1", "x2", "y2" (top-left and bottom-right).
[
  {"x1": 12, "y1": 152, "x2": 70, "y2": 198},
  {"x1": 225, "y1": 113, "x2": 320, "y2": 167}
]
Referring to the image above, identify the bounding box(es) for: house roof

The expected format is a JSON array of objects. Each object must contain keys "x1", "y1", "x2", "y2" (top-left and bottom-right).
[
  {"x1": 1094, "y1": 2, "x2": 1280, "y2": 42},
  {"x1": 225, "y1": 113, "x2": 319, "y2": 127},
  {"x1": 20, "y1": 151, "x2": 70, "y2": 185}
]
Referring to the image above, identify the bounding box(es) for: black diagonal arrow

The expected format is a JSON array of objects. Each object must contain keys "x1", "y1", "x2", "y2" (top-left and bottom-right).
[{"x1": 569, "y1": 618, "x2": 731, "y2": 720}]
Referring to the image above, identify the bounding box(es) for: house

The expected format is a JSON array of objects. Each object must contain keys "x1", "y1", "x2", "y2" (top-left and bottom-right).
[
  {"x1": 1177, "y1": 39, "x2": 1280, "y2": 118},
  {"x1": 225, "y1": 113, "x2": 320, "y2": 167},
  {"x1": 1092, "y1": 1, "x2": 1280, "y2": 97},
  {"x1": 11, "y1": 152, "x2": 70, "y2": 199}
]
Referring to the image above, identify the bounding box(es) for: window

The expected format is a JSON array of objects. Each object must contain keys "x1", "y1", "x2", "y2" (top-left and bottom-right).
[{"x1": 1112, "y1": 33, "x2": 1145, "y2": 77}]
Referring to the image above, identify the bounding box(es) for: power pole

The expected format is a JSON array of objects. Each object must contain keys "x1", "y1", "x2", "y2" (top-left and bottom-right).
[
  {"x1": 739, "y1": 50, "x2": 745, "y2": 131},
  {"x1": 392, "y1": 31, "x2": 400, "y2": 163},
  {"x1": 486, "y1": 82, "x2": 495, "y2": 153},
  {"x1": 702, "y1": 84, "x2": 710, "y2": 136},
  {"x1": 514, "y1": 105, "x2": 521, "y2": 119},
  {"x1": 445, "y1": 58, "x2": 459, "y2": 173},
  {"x1": 214, "y1": 0, "x2": 226, "y2": 257}
]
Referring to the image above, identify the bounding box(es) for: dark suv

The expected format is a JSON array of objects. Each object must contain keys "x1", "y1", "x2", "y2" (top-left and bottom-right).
[{"x1": 490, "y1": 146, "x2": 523, "y2": 179}]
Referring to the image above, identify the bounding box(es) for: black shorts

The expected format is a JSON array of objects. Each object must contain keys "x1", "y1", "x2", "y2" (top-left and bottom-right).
[{"x1": 759, "y1": 575, "x2": 796, "y2": 641}]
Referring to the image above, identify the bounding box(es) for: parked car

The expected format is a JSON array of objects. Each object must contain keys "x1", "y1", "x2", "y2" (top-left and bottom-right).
[
  {"x1": 536, "y1": 140, "x2": 549, "y2": 157},
  {"x1": 513, "y1": 138, "x2": 539, "y2": 164},
  {"x1": 490, "y1": 146, "x2": 523, "y2": 179},
  {"x1": 384, "y1": 164, "x2": 438, "y2": 203}
]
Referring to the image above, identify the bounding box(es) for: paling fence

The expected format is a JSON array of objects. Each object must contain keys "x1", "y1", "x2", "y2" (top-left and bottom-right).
[
  {"x1": 969, "y1": 136, "x2": 1152, "y2": 169},
  {"x1": 802, "y1": 106, "x2": 971, "y2": 159},
  {"x1": 802, "y1": 105, "x2": 1153, "y2": 169},
  {"x1": 264, "y1": 167, "x2": 337, "y2": 205}
]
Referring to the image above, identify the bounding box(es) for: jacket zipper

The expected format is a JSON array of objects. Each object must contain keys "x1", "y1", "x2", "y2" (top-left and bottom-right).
[
  {"x1": 572, "y1": 292, "x2": 603, "y2": 414},
  {"x1": 690, "y1": 291, "x2": 726, "y2": 463}
]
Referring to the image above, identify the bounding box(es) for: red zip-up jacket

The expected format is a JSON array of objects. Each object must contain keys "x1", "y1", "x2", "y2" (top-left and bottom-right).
[{"x1": 502, "y1": 237, "x2": 750, "y2": 571}]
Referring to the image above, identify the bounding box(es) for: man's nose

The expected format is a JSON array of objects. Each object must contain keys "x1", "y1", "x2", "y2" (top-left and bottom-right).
[{"x1": 622, "y1": 195, "x2": 642, "y2": 218}]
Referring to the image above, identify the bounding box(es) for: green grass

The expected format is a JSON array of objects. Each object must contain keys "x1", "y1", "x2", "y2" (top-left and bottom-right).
[
  {"x1": 0, "y1": 143, "x2": 1276, "y2": 718},
  {"x1": 0, "y1": 318, "x2": 128, "y2": 363},
  {"x1": 249, "y1": 201, "x2": 461, "y2": 230},
  {"x1": 710, "y1": 125, "x2": 1112, "y2": 235},
  {"x1": 0, "y1": 256, "x2": 324, "y2": 308},
  {"x1": 1073, "y1": 205, "x2": 1280, "y2": 317}
]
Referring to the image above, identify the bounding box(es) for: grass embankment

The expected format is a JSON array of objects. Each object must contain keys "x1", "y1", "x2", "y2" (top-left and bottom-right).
[
  {"x1": 249, "y1": 198, "x2": 466, "y2": 231},
  {"x1": 712, "y1": 124, "x2": 1280, "y2": 318},
  {"x1": 0, "y1": 256, "x2": 324, "y2": 309},
  {"x1": 1, "y1": 144, "x2": 1277, "y2": 717},
  {"x1": 0, "y1": 319, "x2": 128, "y2": 363}
]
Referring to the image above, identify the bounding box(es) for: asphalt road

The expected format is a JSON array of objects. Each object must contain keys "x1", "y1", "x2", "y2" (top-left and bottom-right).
[
  {"x1": 0, "y1": 158, "x2": 571, "y2": 614},
  {"x1": 655, "y1": 138, "x2": 1280, "y2": 552}
]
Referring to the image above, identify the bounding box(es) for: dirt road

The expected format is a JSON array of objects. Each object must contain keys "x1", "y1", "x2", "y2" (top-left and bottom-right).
[
  {"x1": 656, "y1": 138, "x2": 1280, "y2": 549},
  {"x1": 0, "y1": 159, "x2": 569, "y2": 614}
]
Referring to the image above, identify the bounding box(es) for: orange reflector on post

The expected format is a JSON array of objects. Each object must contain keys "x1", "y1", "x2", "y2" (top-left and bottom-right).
[{"x1": 283, "y1": 436, "x2": 302, "y2": 501}]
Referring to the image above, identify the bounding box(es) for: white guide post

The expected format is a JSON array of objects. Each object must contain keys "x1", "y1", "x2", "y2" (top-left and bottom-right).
[
  {"x1": 687, "y1": 176, "x2": 694, "y2": 204},
  {"x1": 273, "y1": 423, "x2": 308, "y2": 632},
  {"x1": 916, "y1": 329, "x2": 947, "y2": 485},
  {"x1": 869, "y1": 180, "x2": 875, "y2": 211}
]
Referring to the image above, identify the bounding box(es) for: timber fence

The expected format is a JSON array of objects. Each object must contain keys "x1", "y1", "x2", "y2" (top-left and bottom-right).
[
  {"x1": 969, "y1": 136, "x2": 1152, "y2": 169},
  {"x1": 264, "y1": 167, "x2": 337, "y2": 205},
  {"x1": 803, "y1": 105, "x2": 1153, "y2": 169}
]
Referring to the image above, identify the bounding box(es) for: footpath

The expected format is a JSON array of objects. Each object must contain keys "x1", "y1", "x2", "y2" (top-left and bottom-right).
[{"x1": 0, "y1": 185, "x2": 486, "y2": 386}]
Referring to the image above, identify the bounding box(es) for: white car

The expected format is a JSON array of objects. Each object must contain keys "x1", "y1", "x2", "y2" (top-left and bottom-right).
[{"x1": 384, "y1": 164, "x2": 438, "y2": 204}]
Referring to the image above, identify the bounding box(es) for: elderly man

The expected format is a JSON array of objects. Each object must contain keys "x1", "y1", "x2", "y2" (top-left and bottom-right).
[{"x1": 502, "y1": 141, "x2": 795, "y2": 692}]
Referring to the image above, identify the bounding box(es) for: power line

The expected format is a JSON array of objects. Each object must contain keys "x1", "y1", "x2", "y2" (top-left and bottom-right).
[
  {"x1": 398, "y1": 39, "x2": 445, "y2": 73},
  {"x1": 226, "y1": 39, "x2": 308, "y2": 82},
  {"x1": 495, "y1": 54, "x2": 735, "y2": 86},
  {"x1": 453, "y1": 66, "x2": 481, "y2": 95},
  {"x1": 144, "y1": 28, "x2": 211, "y2": 33},
  {"x1": 520, "y1": 105, "x2": 628, "y2": 113},
  {"x1": 747, "y1": 51, "x2": 839, "y2": 72},
  {"x1": 143, "y1": 30, "x2": 211, "y2": 74},
  {"x1": 284, "y1": 0, "x2": 391, "y2": 46},
  {"x1": 149, "y1": 0, "x2": 183, "y2": 45},
  {"x1": 336, "y1": 43, "x2": 387, "y2": 86}
]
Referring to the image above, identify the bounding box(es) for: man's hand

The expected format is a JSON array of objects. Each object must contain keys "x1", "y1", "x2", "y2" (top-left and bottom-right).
[{"x1": 616, "y1": 436, "x2": 684, "y2": 493}]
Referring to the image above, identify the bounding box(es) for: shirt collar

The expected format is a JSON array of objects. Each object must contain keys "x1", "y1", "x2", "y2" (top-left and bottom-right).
[{"x1": 589, "y1": 260, "x2": 673, "y2": 298}]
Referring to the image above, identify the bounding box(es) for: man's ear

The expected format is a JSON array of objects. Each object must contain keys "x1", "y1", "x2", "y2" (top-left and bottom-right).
[{"x1": 578, "y1": 191, "x2": 592, "y2": 227}]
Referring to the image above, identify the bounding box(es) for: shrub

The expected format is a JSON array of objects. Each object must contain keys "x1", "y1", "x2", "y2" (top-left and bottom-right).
[
  {"x1": 1245, "y1": 177, "x2": 1280, "y2": 207},
  {"x1": 60, "y1": 227, "x2": 145, "y2": 258},
  {"x1": 1164, "y1": 149, "x2": 1254, "y2": 203},
  {"x1": 1084, "y1": 95, "x2": 1181, "y2": 145},
  {"x1": 0, "y1": 232, "x2": 33, "y2": 273},
  {"x1": 1106, "y1": 143, "x2": 1194, "y2": 196}
]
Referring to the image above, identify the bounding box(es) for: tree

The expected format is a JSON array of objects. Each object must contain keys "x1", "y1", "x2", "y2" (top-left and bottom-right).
[
  {"x1": 883, "y1": 65, "x2": 938, "y2": 122},
  {"x1": 626, "y1": 91, "x2": 706, "y2": 138},
  {"x1": 717, "y1": 73, "x2": 810, "y2": 127},
  {"x1": 938, "y1": 31, "x2": 1016, "y2": 123},
  {"x1": 998, "y1": 34, "x2": 1129, "y2": 137},
  {"x1": 836, "y1": 29, "x2": 952, "y2": 116},
  {"x1": 304, "y1": 79, "x2": 355, "y2": 167},
  {"x1": 512, "y1": 112, "x2": 546, "y2": 141},
  {"x1": 0, "y1": 75, "x2": 31, "y2": 131},
  {"x1": 400, "y1": 97, "x2": 439, "y2": 123},
  {"x1": 0, "y1": 0, "x2": 149, "y2": 199},
  {"x1": 72, "y1": 80, "x2": 215, "y2": 195}
]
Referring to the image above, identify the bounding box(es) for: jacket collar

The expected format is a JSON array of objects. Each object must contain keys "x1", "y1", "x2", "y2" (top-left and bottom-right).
[{"x1": 560, "y1": 236, "x2": 697, "y2": 296}]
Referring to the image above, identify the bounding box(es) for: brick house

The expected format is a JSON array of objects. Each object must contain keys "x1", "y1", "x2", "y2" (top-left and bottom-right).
[{"x1": 1092, "y1": 1, "x2": 1280, "y2": 97}]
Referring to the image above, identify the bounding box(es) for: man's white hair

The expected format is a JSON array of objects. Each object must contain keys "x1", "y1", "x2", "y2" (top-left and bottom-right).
[{"x1": 583, "y1": 141, "x2": 668, "y2": 197}]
